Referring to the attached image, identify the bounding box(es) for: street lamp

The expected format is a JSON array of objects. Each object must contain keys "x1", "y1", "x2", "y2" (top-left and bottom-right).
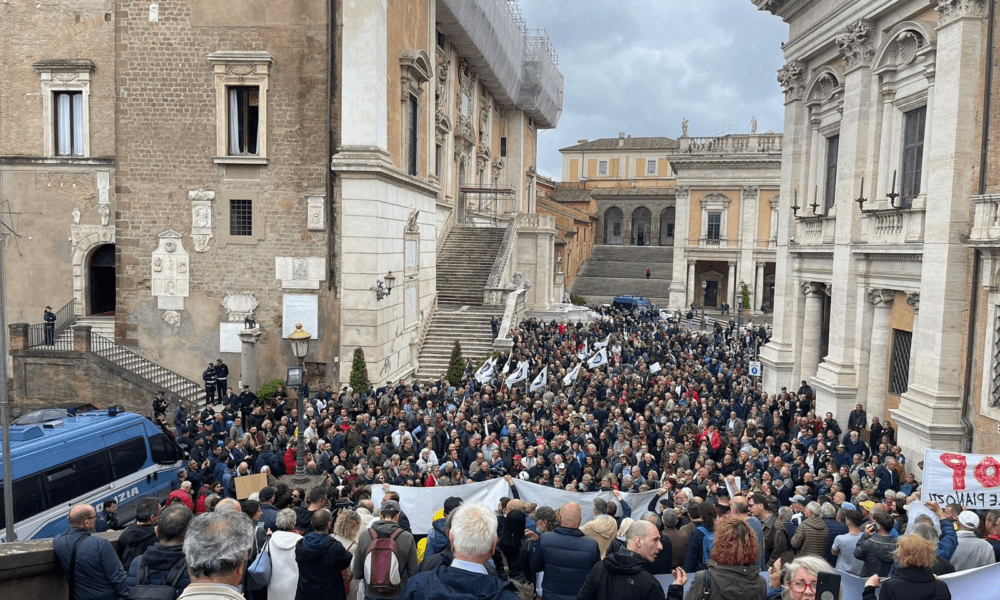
[
  {"x1": 700, "y1": 280, "x2": 708, "y2": 331},
  {"x1": 738, "y1": 278, "x2": 746, "y2": 329},
  {"x1": 287, "y1": 323, "x2": 312, "y2": 482}
]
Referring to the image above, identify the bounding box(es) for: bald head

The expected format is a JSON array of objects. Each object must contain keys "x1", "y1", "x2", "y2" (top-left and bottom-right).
[
  {"x1": 559, "y1": 502, "x2": 582, "y2": 529},
  {"x1": 68, "y1": 504, "x2": 97, "y2": 528},
  {"x1": 625, "y1": 519, "x2": 656, "y2": 543}
]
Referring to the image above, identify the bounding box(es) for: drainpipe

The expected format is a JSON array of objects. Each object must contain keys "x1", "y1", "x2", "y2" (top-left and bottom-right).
[
  {"x1": 961, "y1": 0, "x2": 995, "y2": 453},
  {"x1": 326, "y1": 0, "x2": 335, "y2": 292}
]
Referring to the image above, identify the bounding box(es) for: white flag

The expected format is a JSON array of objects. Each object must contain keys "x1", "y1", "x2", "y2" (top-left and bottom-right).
[
  {"x1": 529, "y1": 366, "x2": 548, "y2": 394},
  {"x1": 474, "y1": 357, "x2": 496, "y2": 384},
  {"x1": 587, "y1": 347, "x2": 608, "y2": 369},
  {"x1": 505, "y1": 360, "x2": 530, "y2": 386},
  {"x1": 563, "y1": 363, "x2": 582, "y2": 386},
  {"x1": 594, "y1": 334, "x2": 611, "y2": 350},
  {"x1": 650, "y1": 362, "x2": 662, "y2": 374},
  {"x1": 501, "y1": 357, "x2": 512, "y2": 375},
  {"x1": 578, "y1": 339, "x2": 588, "y2": 360}
]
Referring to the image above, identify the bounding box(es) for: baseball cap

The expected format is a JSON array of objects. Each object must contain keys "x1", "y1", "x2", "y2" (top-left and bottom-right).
[
  {"x1": 380, "y1": 500, "x2": 401, "y2": 515},
  {"x1": 841, "y1": 502, "x2": 856, "y2": 511},
  {"x1": 258, "y1": 487, "x2": 276, "y2": 502},
  {"x1": 958, "y1": 510, "x2": 980, "y2": 529},
  {"x1": 859, "y1": 500, "x2": 876, "y2": 512},
  {"x1": 443, "y1": 496, "x2": 463, "y2": 514}
]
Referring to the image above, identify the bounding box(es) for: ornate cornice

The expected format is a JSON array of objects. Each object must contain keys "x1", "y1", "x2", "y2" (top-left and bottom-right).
[
  {"x1": 800, "y1": 281, "x2": 827, "y2": 296},
  {"x1": 935, "y1": 0, "x2": 988, "y2": 26},
  {"x1": 777, "y1": 60, "x2": 807, "y2": 100},
  {"x1": 836, "y1": 20, "x2": 876, "y2": 71},
  {"x1": 865, "y1": 288, "x2": 895, "y2": 306}
]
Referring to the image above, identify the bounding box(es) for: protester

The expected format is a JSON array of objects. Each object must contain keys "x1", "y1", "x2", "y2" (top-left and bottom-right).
[
  {"x1": 268, "y1": 508, "x2": 304, "y2": 599},
  {"x1": 530, "y1": 502, "x2": 600, "y2": 600},
  {"x1": 951, "y1": 510, "x2": 996, "y2": 571},
  {"x1": 684, "y1": 514, "x2": 766, "y2": 600},
  {"x1": 53, "y1": 505, "x2": 131, "y2": 600},
  {"x1": 578, "y1": 520, "x2": 685, "y2": 600},
  {"x1": 178, "y1": 510, "x2": 254, "y2": 600},
  {"x1": 125, "y1": 504, "x2": 193, "y2": 596},
  {"x1": 863, "y1": 533, "x2": 951, "y2": 600}
]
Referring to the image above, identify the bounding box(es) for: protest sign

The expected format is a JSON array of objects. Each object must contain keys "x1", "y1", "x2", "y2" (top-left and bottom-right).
[{"x1": 922, "y1": 449, "x2": 1000, "y2": 508}]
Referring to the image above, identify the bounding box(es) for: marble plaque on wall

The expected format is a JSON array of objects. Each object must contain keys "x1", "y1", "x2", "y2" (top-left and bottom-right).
[
  {"x1": 275, "y1": 256, "x2": 326, "y2": 289},
  {"x1": 219, "y1": 322, "x2": 243, "y2": 353},
  {"x1": 283, "y1": 294, "x2": 319, "y2": 339},
  {"x1": 405, "y1": 285, "x2": 418, "y2": 326},
  {"x1": 405, "y1": 238, "x2": 418, "y2": 269}
]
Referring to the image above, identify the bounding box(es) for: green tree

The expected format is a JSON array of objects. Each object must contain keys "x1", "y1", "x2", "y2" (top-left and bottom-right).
[
  {"x1": 349, "y1": 347, "x2": 371, "y2": 393},
  {"x1": 447, "y1": 340, "x2": 465, "y2": 387}
]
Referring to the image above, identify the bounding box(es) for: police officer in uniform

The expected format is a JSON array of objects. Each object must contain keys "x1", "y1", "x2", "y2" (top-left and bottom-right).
[
  {"x1": 214, "y1": 358, "x2": 229, "y2": 401},
  {"x1": 43, "y1": 305, "x2": 56, "y2": 345},
  {"x1": 202, "y1": 362, "x2": 217, "y2": 403}
]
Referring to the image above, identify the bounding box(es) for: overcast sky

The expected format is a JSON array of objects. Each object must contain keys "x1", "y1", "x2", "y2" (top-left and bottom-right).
[{"x1": 518, "y1": 1, "x2": 790, "y2": 179}]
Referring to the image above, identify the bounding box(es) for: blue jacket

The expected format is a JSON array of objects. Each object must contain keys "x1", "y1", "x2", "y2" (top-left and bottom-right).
[
  {"x1": 125, "y1": 542, "x2": 190, "y2": 594},
  {"x1": 53, "y1": 527, "x2": 130, "y2": 600},
  {"x1": 426, "y1": 517, "x2": 450, "y2": 557},
  {"x1": 530, "y1": 527, "x2": 600, "y2": 600},
  {"x1": 401, "y1": 566, "x2": 519, "y2": 600}
]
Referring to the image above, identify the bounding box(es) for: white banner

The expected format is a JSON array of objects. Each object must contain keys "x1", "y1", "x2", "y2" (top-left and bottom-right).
[
  {"x1": 922, "y1": 449, "x2": 1000, "y2": 509},
  {"x1": 511, "y1": 479, "x2": 660, "y2": 528},
  {"x1": 372, "y1": 479, "x2": 512, "y2": 535}
]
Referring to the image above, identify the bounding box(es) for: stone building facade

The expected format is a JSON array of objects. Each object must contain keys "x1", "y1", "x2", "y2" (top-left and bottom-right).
[
  {"x1": 1, "y1": 0, "x2": 562, "y2": 395},
  {"x1": 753, "y1": 0, "x2": 1000, "y2": 458},
  {"x1": 557, "y1": 132, "x2": 781, "y2": 312}
]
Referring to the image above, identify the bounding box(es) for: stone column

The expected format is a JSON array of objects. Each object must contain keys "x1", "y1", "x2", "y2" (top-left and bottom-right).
[
  {"x1": 340, "y1": 0, "x2": 389, "y2": 154},
  {"x1": 239, "y1": 328, "x2": 264, "y2": 393},
  {"x1": 865, "y1": 289, "x2": 894, "y2": 421},
  {"x1": 8, "y1": 324, "x2": 28, "y2": 351},
  {"x1": 686, "y1": 261, "x2": 696, "y2": 308},
  {"x1": 727, "y1": 262, "x2": 737, "y2": 309},
  {"x1": 800, "y1": 282, "x2": 826, "y2": 383},
  {"x1": 755, "y1": 262, "x2": 766, "y2": 312},
  {"x1": 668, "y1": 187, "x2": 692, "y2": 308},
  {"x1": 895, "y1": 2, "x2": 988, "y2": 458}
]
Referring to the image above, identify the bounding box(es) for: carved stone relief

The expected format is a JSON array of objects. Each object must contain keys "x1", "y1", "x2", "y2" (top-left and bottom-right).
[
  {"x1": 189, "y1": 189, "x2": 215, "y2": 253},
  {"x1": 865, "y1": 288, "x2": 895, "y2": 306},
  {"x1": 307, "y1": 195, "x2": 325, "y2": 231},
  {"x1": 152, "y1": 230, "x2": 190, "y2": 310},
  {"x1": 905, "y1": 292, "x2": 920, "y2": 310},
  {"x1": 221, "y1": 292, "x2": 259, "y2": 322},
  {"x1": 98, "y1": 204, "x2": 110, "y2": 226},
  {"x1": 163, "y1": 310, "x2": 180, "y2": 327},
  {"x1": 275, "y1": 256, "x2": 326, "y2": 289},
  {"x1": 777, "y1": 60, "x2": 806, "y2": 100},
  {"x1": 97, "y1": 171, "x2": 110, "y2": 205},
  {"x1": 935, "y1": 0, "x2": 988, "y2": 25},
  {"x1": 836, "y1": 20, "x2": 876, "y2": 70}
]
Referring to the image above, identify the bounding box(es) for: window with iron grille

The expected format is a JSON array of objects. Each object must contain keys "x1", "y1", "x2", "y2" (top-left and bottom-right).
[
  {"x1": 230, "y1": 199, "x2": 253, "y2": 236},
  {"x1": 888, "y1": 328, "x2": 912, "y2": 395},
  {"x1": 707, "y1": 212, "x2": 721, "y2": 243},
  {"x1": 824, "y1": 135, "x2": 839, "y2": 211},
  {"x1": 901, "y1": 106, "x2": 926, "y2": 206},
  {"x1": 992, "y1": 308, "x2": 1000, "y2": 407}
]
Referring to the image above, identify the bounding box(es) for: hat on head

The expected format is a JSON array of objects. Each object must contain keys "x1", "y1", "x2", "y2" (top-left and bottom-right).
[
  {"x1": 258, "y1": 487, "x2": 276, "y2": 502},
  {"x1": 958, "y1": 510, "x2": 980, "y2": 530},
  {"x1": 513, "y1": 454, "x2": 522, "y2": 461},
  {"x1": 443, "y1": 496, "x2": 463, "y2": 514},
  {"x1": 791, "y1": 495, "x2": 807, "y2": 504},
  {"x1": 859, "y1": 500, "x2": 876, "y2": 512},
  {"x1": 380, "y1": 500, "x2": 401, "y2": 515}
]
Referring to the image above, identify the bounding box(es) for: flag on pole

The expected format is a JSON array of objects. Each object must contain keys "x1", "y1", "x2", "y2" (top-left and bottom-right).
[
  {"x1": 650, "y1": 362, "x2": 662, "y2": 374},
  {"x1": 578, "y1": 338, "x2": 588, "y2": 360},
  {"x1": 529, "y1": 366, "x2": 548, "y2": 394},
  {"x1": 563, "y1": 363, "x2": 582, "y2": 386},
  {"x1": 505, "y1": 360, "x2": 530, "y2": 386},
  {"x1": 594, "y1": 334, "x2": 611, "y2": 350},
  {"x1": 587, "y1": 347, "x2": 608, "y2": 369},
  {"x1": 474, "y1": 357, "x2": 496, "y2": 384},
  {"x1": 501, "y1": 357, "x2": 512, "y2": 376}
]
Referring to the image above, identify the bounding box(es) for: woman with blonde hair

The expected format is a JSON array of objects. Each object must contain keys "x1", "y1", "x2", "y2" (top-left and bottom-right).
[
  {"x1": 863, "y1": 533, "x2": 951, "y2": 600},
  {"x1": 333, "y1": 509, "x2": 363, "y2": 600}
]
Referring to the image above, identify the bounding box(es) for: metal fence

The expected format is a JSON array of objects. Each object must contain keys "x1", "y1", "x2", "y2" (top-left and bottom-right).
[{"x1": 26, "y1": 322, "x2": 75, "y2": 350}]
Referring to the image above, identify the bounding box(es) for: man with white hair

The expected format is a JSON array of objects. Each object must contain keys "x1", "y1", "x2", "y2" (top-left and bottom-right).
[
  {"x1": 177, "y1": 510, "x2": 254, "y2": 600},
  {"x1": 399, "y1": 502, "x2": 519, "y2": 600}
]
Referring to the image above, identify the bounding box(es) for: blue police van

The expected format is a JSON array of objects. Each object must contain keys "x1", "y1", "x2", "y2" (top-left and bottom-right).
[{"x1": 0, "y1": 407, "x2": 184, "y2": 542}]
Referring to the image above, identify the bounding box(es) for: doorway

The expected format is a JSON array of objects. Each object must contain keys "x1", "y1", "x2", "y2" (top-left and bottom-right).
[
  {"x1": 631, "y1": 207, "x2": 651, "y2": 246},
  {"x1": 604, "y1": 207, "x2": 624, "y2": 245},
  {"x1": 703, "y1": 281, "x2": 718, "y2": 307},
  {"x1": 89, "y1": 244, "x2": 116, "y2": 315},
  {"x1": 659, "y1": 207, "x2": 675, "y2": 246}
]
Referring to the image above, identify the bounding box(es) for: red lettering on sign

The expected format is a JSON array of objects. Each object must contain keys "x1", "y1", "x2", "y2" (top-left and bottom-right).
[
  {"x1": 974, "y1": 456, "x2": 1000, "y2": 489},
  {"x1": 940, "y1": 453, "x2": 968, "y2": 490}
]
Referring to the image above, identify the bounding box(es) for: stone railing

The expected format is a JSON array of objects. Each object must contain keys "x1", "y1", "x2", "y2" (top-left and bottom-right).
[
  {"x1": 679, "y1": 133, "x2": 783, "y2": 155},
  {"x1": 515, "y1": 212, "x2": 555, "y2": 229},
  {"x1": 492, "y1": 288, "x2": 528, "y2": 350},
  {"x1": 860, "y1": 207, "x2": 925, "y2": 244},
  {"x1": 415, "y1": 292, "x2": 438, "y2": 351},
  {"x1": 970, "y1": 194, "x2": 1000, "y2": 245},
  {"x1": 483, "y1": 214, "x2": 518, "y2": 304}
]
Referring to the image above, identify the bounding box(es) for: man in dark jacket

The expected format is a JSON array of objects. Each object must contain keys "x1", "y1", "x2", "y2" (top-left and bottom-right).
[
  {"x1": 578, "y1": 520, "x2": 683, "y2": 600},
  {"x1": 53, "y1": 505, "x2": 131, "y2": 600},
  {"x1": 125, "y1": 504, "x2": 192, "y2": 595},
  {"x1": 530, "y1": 502, "x2": 600, "y2": 600},
  {"x1": 353, "y1": 501, "x2": 418, "y2": 599},
  {"x1": 117, "y1": 497, "x2": 161, "y2": 568},
  {"x1": 296, "y1": 508, "x2": 352, "y2": 600},
  {"x1": 400, "y1": 502, "x2": 518, "y2": 600},
  {"x1": 258, "y1": 486, "x2": 279, "y2": 532},
  {"x1": 426, "y1": 496, "x2": 463, "y2": 558}
]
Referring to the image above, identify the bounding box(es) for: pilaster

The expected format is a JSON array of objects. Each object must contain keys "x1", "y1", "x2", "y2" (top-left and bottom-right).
[
  {"x1": 864, "y1": 289, "x2": 894, "y2": 421},
  {"x1": 669, "y1": 186, "x2": 692, "y2": 309},
  {"x1": 341, "y1": 0, "x2": 389, "y2": 154}
]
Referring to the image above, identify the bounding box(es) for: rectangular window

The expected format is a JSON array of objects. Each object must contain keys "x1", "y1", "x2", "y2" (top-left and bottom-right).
[
  {"x1": 44, "y1": 450, "x2": 112, "y2": 508},
  {"x1": 612, "y1": 221, "x2": 622, "y2": 237},
  {"x1": 707, "y1": 212, "x2": 722, "y2": 243},
  {"x1": 435, "y1": 143, "x2": 442, "y2": 178},
  {"x1": 500, "y1": 137, "x2": 507, "y2": 158},
  {"x1": 889, "y1": 328, "x2": 912, "y2": 395},
  {"x1": 108, "y1": 438, "x2": 149, "y2": 478},
  {"x1": 824, "y1": 135, "x2": 839, "y2": 211},
  {"x1": 228, "y1": 86, "x2": 260, "y2": 156},
  {"x1": 598, "y1": 160, "x2": 608, "y2": 175},
  {"x1": 647, "y1": 160, "x2": 657, "y2": 175},
  {"x1": 54, "y1": 91, "x2": 84, "y2": 156},
  {"x1": 901, "y1": 106, "x2": 926, "y2": 206},
  {"x1": 230, "y1": 199, "x2": 253, "y2": 236},
  {"x1": 13, "y1": 476, "x2": 47, "y2": 523},
  {"x1": 408, "y1": 95, "x2": 418, "y2": 176}
]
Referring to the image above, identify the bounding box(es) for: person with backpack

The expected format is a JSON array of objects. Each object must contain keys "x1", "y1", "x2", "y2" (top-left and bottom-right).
[
  {"x1": 125, "y1": 504, "x2": 193, "y2": 599},
  {"x1": 683, "y1": 502, "x2": 717, "y2": 573},
  {"x1": 352, "y1": 500, "x2": 418, "y2": 600},
  {"x1": 683, "y1": 515, "x2": 766, "y2": 600}
]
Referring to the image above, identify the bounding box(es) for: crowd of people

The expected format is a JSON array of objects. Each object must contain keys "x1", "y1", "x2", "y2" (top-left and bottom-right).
[{"x1": 54, "y1": 306, "x2": 1000, "y2": 599}]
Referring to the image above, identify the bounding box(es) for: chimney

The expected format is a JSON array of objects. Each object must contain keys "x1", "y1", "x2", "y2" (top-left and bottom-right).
[
  {"x1": 577, "y1": 139, "x2": 589, "y2": 144},
  {"x1": 619, "y1": 132, "x2": 626, "y2": 147}
]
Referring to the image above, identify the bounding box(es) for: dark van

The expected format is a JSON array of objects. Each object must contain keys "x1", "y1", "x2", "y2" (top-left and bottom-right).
[{"x1": 612, "y1": 295, "x2": 653, "y2": 311}]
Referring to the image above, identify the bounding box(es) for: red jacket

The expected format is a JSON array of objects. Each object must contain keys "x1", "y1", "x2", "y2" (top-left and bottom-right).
[
  {"x1": 698, "y1": 429, "x2": 722, "y2": 451},
  {"x1": 166, "y1": 488, "x2": 194, "y2": 511},
  {"x1": 284, "y1": 447, "x2": 297, "y2": 475}
]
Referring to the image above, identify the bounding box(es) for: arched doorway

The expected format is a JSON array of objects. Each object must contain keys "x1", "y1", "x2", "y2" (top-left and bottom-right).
[
  {"x1": 631, "y1": 207, "x2": 651, "y2": 246},
  {"x1": 604, "y1": 207, "x2": 624, "y2": 244},
  {"x1": 659, "y1": 207, "x2": 675, "y2": 246},
  {"x1": 89, "y1": 244, "x2": 116, "y2": 315}
]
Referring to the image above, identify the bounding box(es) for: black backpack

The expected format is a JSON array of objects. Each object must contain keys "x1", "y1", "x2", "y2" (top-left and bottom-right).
[{"x1": 128, "y1": 555, "x2": 186, "y2": 600}]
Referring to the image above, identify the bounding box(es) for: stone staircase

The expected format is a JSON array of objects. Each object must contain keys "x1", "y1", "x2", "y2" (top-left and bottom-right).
[
  {"x1": 414, "y1": 305, "x2": 498, "y2": 380},
  {"x1": 570, "y1": 245, "x2": 675, "y2": 306},
  {"x1": 415, "y1": 226, "x2": 507, "y2": 380},
  {"x1": 436, "y1": 226, "x2": 506, "y2": 305},
  {"x1": 74, "y1": 315, "x2": 116, "y2": 339}
]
